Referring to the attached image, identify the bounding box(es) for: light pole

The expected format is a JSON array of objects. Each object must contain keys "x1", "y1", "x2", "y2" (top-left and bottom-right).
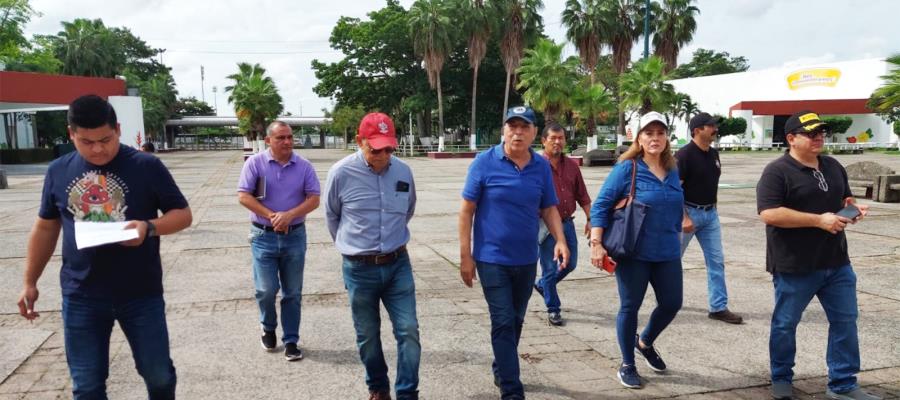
[
  {"x1": 200, "y1": 65, "x2": 206, "y2": 102},
  {"x1": 212, "y1": 86, "x2": 218, "y2": 114}
]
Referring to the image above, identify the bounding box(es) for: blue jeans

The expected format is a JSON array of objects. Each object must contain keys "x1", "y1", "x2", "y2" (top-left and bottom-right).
[
  {"x1": 62, "y1": 294, "x2": 176, "y2": 400},
  {"x1": 615, "y1": 258, "x2": 683, "y2": 366},
  {"x1": 250, "y1": 224, "x2": 306, "y2": 344},
  {"x1": 476, "y1": 261, "x2": 536, "y2": 399},
  {"x1": 537, "y1": 218, "x2": 578, "y2": 313},
  {"x1": 342, "y1": 251, "x2": 420, "y2": 399},
  {"x1": 680, "y1": 207, "x2": 728, "y2": 312},
  {"x1": 770, "y1": 265, "x2": 860, "y2": 393}
]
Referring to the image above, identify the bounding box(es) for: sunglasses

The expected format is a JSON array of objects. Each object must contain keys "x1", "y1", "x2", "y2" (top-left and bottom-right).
[
  {"x1": 795, "y1": 129, "x2": 828, "y2": 138},
  {"x1": 369, "y1": 146, "x2": 395, "y2": 155},
  {"x1": 812, "y1": 169, "x2": 828, "y2": 192}
]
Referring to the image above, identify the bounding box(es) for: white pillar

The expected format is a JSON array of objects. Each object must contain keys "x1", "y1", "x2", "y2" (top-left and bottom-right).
[
  {"x1": 438, "y1": 136, "x2": 445, "y2": 152},
  {"x1": 731, "y1": 110, "x2": 754, "y2": 147},
  {"x1": 469, "y1": 134, "x2": 477, "y2": 151}
]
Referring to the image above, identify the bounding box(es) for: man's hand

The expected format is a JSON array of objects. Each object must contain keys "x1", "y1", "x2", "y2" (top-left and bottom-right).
[
  {"x1": 554, "y1": 242, "x2": 570, "y2": 271},
  {"x1": 270, "y1": 211, "x2": 294, "y2": 232},
  {"x1": 818, "y1": 213, "x2": 850, "y2": 234},
  {"x1": 17, "y1": 286, "x2": 40, "y2": 320},
  {"x1": 682, "y1": 213, "x2": 694, "y2": 234},
  {"x1": 460, "y1": 255, "x2": 477, "y2": 288},
  {"x1": 590, "y1": 242, "x2": 608, "y2": 269},
  {"x1": 844, "y1": 198, "x2": 869, "y2": 224},
  {"x1": 583, "y1": 221, "x2": 591, "y2": 237},
  {"x1": 121, "y1": 220, "x2": 148, "y2": 246}
]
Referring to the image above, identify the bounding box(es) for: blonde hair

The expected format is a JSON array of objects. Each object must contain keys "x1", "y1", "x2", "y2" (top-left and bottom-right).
[{"x1": 617, "y1": 124, "x2": 676, "y2": 170}]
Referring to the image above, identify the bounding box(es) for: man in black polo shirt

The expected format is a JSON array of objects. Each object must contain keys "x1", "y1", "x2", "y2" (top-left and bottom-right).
[
  {"x1": 756, "y1": 110, "x2": 879, "y2": 400},
  {"x1": 676, "y1": 112, "x2": 743, "y2": 324}
]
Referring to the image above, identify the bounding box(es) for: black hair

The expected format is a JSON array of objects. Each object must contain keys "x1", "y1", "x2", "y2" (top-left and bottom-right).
[
  {"x1": 541, "y1": 122, "x2": 566, "y2": 140},
  {"x1": 67, "y1": 95, "x2": 117, "y2": 130}
]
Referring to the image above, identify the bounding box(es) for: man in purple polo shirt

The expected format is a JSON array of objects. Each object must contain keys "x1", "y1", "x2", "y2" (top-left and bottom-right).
[{"x1": 238, "y1": 121, "x2": 320, "y2": 361}]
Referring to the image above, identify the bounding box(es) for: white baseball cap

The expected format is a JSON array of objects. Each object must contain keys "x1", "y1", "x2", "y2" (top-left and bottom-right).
[{"x1": 638, "y1": 111, "x2": 668, "y2": 132}]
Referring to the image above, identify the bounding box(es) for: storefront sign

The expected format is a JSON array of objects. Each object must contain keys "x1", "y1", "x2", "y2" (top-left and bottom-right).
[{"x1": 786, "y1": 68, "x2": 841, "y2": 90}]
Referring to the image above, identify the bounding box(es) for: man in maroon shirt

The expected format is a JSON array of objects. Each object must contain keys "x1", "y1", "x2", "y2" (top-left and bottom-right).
[{"x1": 535, "y1": 123, "x2": 592, "y2": 326}]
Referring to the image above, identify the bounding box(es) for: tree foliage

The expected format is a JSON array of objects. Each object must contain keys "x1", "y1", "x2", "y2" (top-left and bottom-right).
[
  {"x1": 650, "y1": 0, "x2": 699, "y2": 73},
  {"x1": 225, "y1": 62, "x2": 284, "y2": 142},
  {"x1": 516, "y1": 38, "x2": 578, "y2": 122},
  {"x1": 714, "y1": 115, "x2": 747, "y2": 138},
  {"x1": 670, "y1": 48, "x2": 749, "y2": 79},
  {"x1": 619, "y1": 56, "x2": 675, "y2": 115},
  {"x1": 867, "y1": 54, "x2": 900, "y2": 123}
]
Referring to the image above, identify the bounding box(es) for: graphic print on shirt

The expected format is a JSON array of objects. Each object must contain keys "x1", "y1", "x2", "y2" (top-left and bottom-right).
[{"x1": 66, "y1": 171, "x2": 129, "y2": 221}]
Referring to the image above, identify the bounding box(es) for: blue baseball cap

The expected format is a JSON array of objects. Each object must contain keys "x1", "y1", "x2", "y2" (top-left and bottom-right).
[{"x1": 504, "y1": 105, "x2": 536, "y2": 125}]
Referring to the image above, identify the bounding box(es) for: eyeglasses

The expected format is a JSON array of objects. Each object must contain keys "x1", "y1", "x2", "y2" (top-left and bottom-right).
[
  {"x1": 369, "y1": 146, "x2": 395, "y2": 155},
  {"x1": 796, "y1": 129, "x2": 828, "y2": 139},
  {"x1": 812, "y1": 169, "x2": 828, "y2": 192}
]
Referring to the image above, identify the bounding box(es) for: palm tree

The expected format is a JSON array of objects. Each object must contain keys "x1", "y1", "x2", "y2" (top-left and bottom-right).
[
  {"x1": 867, "y1": 55, "x2": 900, "y2": 124},
  {"x1": 139, "y1": 72, "x2": 178, "y2": 143},
  {"x1": 225, "y1": 63, "x2": 284, "y2": 152},
  {"x1": 598, "y1": 0, "x2": 642, "y2": 136},
  {"x1": 619, "y1": 56, "x2": 675, "y2": 115},
  {"x1": 571, "y1": 81, "x2": 614, "y2": 141},
  {"x1": 517, "y1": 39, "x2": 579, "y2": 122},
  {"x1": 651, "y1": 0, "x2": 699, "y2": 73},
  {"x1": 455, "y1": 0, "x2": 494, "y2": 149},
  {"x1": 562, "y1": 0, "x2": 604, "y2": 143},
  {"x1": 53, "y1": 18, "x2": 124, "y2": 77},
  {"x1": 496, "y1": 0, "x2": 544, "y2": 124},
  {"x1": 409, "y1": 0, "x2": 454, "y2": 142}
]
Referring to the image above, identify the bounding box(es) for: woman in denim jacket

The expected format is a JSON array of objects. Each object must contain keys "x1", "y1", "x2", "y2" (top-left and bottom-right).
[{"x1": 589, "y1": 112, "x2": 684, "y2": 389}]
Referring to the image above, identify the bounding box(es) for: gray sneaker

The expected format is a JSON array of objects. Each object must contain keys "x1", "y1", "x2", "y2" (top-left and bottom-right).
[
  {"x1": 548, "y1": 312, "x2": 564, "y2": 326},
  {"x1": 825, "y1": 388, "x2": 882, "y2": 400},
  {"x1": 771, "y1": 382, "x2": 793, "y2": 399}
]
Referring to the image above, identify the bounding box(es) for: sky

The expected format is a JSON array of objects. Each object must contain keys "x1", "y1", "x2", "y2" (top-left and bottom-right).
[{"x1": 23, "y1": 0, "x2": 900, "y2": 117}]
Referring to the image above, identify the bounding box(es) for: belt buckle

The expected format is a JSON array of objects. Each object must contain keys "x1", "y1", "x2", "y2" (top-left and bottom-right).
[{"x1": 374, "y1": 253, "x2": 389, "y2": 264}]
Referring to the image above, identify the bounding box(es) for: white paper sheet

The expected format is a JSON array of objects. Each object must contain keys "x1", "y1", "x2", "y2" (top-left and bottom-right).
[{"x1": 74, "y1": 221, "x2": 139, "y2": 250}]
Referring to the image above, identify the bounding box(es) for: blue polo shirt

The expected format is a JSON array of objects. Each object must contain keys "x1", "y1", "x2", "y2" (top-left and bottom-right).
[
  {"x1": 590, "y1": 158, "x2": 683, "y2": 262},
  {"x1": 462, "y1": 145, "x2": 558, "y2": 265}
]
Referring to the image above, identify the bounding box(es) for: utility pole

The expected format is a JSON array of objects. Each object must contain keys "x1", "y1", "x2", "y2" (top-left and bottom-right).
[
  {"x1": 212, "y1": 86, "x2": 218, "y2": 114},
  {"x1": 643, "y1": 0, "x2": 651, "y2": 60},
  {"x1": 200, "y1": 66, "x2": 206, "y2": 102}
]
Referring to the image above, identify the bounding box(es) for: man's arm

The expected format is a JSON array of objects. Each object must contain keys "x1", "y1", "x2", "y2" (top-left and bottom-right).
[
  {"x1": 759, "y1": 207, "x2": 849, "y2": 235},
  {"x1": 271, "y1": 195, "x2": 320, "y2": 231},
  {"x1": 458, "y1": 199, "x2": 477, "y2": 287},
  {"x1": 540, "y1": 206, "x2": 569, "y2": 270},
  {"x1": 324, "y1": 169, "x2": 341, "y2": 240},
  {"x1": 18, "y1": 217, "x2": 62, "y2": 320},
  {"x1": 238, "y1": 191, "x2": 275, "y2": 222},
  {"x1": 122, "y1": 207, "x2": 193, "y2": 247}
]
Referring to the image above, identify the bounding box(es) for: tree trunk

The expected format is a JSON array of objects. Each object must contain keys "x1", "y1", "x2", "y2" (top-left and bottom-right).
[
  {"x1": 437, "y1": 74, "x2": 445, "y2": 146},
  {"x1": 587, "y1": 72, "x2": 596, "y2": 150},
  {"x1": 470, "y1": 64, "x2": 480, "y2": 150},
  {"x1": 502, "y1": 72, "x2": 512, "y2": 126}
]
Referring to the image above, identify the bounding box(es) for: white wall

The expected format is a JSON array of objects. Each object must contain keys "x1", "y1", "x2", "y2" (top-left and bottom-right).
[{"x1": 108, "y1": 96, "x2": 145, "y2": 150}]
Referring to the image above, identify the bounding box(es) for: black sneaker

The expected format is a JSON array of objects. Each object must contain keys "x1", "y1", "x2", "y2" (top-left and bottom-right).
[
  {"x1": 617, "y1": 364, "x2": 642, "y2": 389},
  {"x1": 260, "y1": 330, "x2": 277, "y2": 352},
  {"x1": 284, "y1": 342, "x2": 303, "y2": 361},
  {"x1": 548, "y1": 311, "x2": 564, "y2": 326},
  {"x1": 635, "y1": 334, "x2": 666, "y2": 372},
  {"x1": 533, "y1": 283, "x2": 544, "y2": 299}
]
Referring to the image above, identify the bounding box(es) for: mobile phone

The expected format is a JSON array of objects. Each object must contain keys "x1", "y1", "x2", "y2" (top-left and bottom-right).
[
  {"x1": 835, "y1": 203, "x2": 861, "y2": 220},
  {"x1": 602, "y1": 255, "x2": 617, "y2": 274}
]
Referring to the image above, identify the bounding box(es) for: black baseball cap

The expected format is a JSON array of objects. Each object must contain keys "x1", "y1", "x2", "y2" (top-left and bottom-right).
[
  {"x1": 688, "y1": 112, "x2": 718, "y2": 133},
  {"x1": 784, "y1": 110, "x2": 829, "y2": 134}
]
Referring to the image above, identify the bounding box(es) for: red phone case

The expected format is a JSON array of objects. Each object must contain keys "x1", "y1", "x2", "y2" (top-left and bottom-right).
[{"x1": 602, "y1": 255, "x2": 617, "y2": 274}]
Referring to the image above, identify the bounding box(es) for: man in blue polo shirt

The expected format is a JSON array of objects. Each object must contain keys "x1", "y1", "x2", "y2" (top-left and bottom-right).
[
  {"x1": 458, "y1": 106, "x2": 569, "y2": 400},
  {"x1": 16, "y1": 95, "x2": 192, "y2": 399}
]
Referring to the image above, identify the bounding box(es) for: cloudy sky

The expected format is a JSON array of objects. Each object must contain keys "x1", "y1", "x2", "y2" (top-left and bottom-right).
[{"x1": 24, "y1": 0, "x2": 900, "y2": 116}]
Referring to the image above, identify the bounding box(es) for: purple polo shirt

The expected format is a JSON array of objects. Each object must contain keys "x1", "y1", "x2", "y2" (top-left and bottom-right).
[{"x1": 237, "y1": 150, "x2": 320, "y2": 226}]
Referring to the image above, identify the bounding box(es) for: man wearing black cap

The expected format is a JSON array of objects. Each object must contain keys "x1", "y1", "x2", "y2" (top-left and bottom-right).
[
  {"x1": 675, "y1": 112, "x2": 743, "y2": 324},
  {"x1": 757, "y1": 110, "x2": 879, "y2": 400}
]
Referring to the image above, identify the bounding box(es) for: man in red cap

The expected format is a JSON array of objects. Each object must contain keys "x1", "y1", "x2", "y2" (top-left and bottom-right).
[{"x1": 325, "y1": 112, "x2": 420, "y2": 400}]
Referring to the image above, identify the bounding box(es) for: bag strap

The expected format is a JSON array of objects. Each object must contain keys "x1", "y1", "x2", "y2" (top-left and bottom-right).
[{"x1": 627, "y1": 158, "x2": 638, "y2": 200}]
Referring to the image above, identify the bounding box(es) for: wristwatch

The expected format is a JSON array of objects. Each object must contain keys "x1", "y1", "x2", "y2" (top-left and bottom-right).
[{"x1": 145, "y1": 220, "x2": 158, "y2": 237}]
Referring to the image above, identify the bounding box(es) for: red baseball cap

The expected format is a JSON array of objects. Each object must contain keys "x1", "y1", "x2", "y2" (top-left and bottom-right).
[{"x1": 358, "y1": 112, "x2": 398, "y2": 150}]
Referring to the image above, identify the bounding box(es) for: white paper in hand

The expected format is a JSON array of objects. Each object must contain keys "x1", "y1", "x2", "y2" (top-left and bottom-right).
[{"x1": 75, "y1": 221, "x2": 139, "y2": 250}]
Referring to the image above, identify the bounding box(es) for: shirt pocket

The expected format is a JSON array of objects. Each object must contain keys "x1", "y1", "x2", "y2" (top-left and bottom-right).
[{"x1": 386, "y1": 191, "x2": 410, "y2": 214}]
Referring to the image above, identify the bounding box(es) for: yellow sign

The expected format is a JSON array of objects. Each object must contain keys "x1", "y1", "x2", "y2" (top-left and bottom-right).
[{"x1": 787, "y1": 68, "x2": 841, "y2": 90}]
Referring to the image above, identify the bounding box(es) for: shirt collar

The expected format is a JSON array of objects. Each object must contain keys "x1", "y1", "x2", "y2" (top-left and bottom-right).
[
  {"x1": 264, "y1": 149, "x2": 297, "y2": 165},
  {"x1": 494, "y1": 144, "x2": 539, "y2": 167},
  {"x1": 355, "y1": 150, "x2": 392, "y2": 173}
]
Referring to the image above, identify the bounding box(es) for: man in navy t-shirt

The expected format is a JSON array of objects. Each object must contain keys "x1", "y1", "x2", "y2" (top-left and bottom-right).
[{"x1": 16, "y1": 95, "x2": 192, "y2": 399}]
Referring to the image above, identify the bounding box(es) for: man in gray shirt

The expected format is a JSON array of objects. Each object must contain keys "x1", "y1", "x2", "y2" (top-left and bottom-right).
[{"x1": 324, "y1": 112, "x2": 419, "y2": 400}]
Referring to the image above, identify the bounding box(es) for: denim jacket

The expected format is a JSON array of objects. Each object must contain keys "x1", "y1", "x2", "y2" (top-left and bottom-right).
[{"x1": 590, "y1": 157, "x2": 684, "y2": 262}]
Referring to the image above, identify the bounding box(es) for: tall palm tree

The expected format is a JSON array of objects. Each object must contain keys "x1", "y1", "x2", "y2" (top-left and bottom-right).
[
  {"x1": 651, "y1": 0, "x2": 699, "y2": 73},
  {"x1": 571, "y1": 81, "x2": 614, "y2": 141},
  {"x1": 867, "y1": 55, "x2": 900, "y2": 125},
  {"x1": 496, "y1": 0, "x2": 544, "y2": 124},
  {"x1": 455, "y1": 0, "x2": 494, "y2": 149},
  {"x1": 516, "y1": 39, "x2": 579, "y2": 122},
  {"x1": 53, "y1": 18, "x2": 124, "y2": 77},
  {"x1": 599, "y1": 0, "x2": 642, "y2": 136},
  {"x1": 619, "y1": 56, "x2": 675, "y2": 115},
  {"x1": 225, "y1": 63, "x2": 284, "y2": 152},
  {"x1": 410, "y1": 0, "x2": 454, "y2": 141},
  {"x1": 562, "y1": 0, "x2": 603, "y2": 143}
]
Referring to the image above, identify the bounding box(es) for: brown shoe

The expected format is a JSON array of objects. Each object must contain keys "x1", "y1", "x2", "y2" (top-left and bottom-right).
[
  {"x1": 708, "y1": 309, "x2": 743, "y2": 324},
  {"x1": 368, "y1": 390, "x2": 391, "y2": 400}
]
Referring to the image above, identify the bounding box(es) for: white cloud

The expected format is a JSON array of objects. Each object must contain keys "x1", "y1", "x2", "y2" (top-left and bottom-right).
[{"x1": 723, "y1": 0, "x2": 776, "y2": 18}]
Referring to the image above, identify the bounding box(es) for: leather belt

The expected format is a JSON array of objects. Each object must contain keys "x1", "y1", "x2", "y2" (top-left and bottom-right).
[
  {"x1": 344, "y1": 246, "x2": 407, "y2": 265},
  {"x1": 685, "y1": 201, "x2": 716, "y2": 211},
  {"x1": 561, "y1": 216, "x2": 575, "y2": 222},
  {"x1": 252, "y1": 221, "x2": 304, "y2": 234}
]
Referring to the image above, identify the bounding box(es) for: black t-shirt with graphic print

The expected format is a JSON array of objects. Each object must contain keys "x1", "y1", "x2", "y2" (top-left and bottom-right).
[
  {"x1": 675, "y1": 141, "x2": 720, "y2": 205},
  {"x1": 39, "y1": 145, "x2": 188, "y2": 300},
  {"x1": 756, "y1": 154, "x2": 852, "y2": 274}
]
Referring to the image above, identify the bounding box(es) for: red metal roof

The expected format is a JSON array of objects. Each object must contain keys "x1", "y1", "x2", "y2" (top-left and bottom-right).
[
  {"x1": 0, "y1": 71, "x2": 126, "y2": 105},
  {"x1": 729, "y1": 99, "x2": 871, "y2": 116}
]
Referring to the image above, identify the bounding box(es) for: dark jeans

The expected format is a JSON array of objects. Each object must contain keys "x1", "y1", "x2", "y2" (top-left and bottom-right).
[
  {"x1": 476, "y1": 261, "x2": 536, "y2": 399},
  {"x1": 614, "y1": 258, "x2": 683, "y2": 366},
  {"x1": 62, "y1": 294, "x2": 176, "y2": 400},
  {"x1": 770, "y1": 265, "x2": 860, "y2": 393},
  {"x1": 537, "y1": 218, "x2": 578, "y2": 313},
  {"x1": 342, "y1": 252, "x2": 420, "y2": 399},
  {"x1": 250, "y1": 224, "x2": 306, "y2": 344}
]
